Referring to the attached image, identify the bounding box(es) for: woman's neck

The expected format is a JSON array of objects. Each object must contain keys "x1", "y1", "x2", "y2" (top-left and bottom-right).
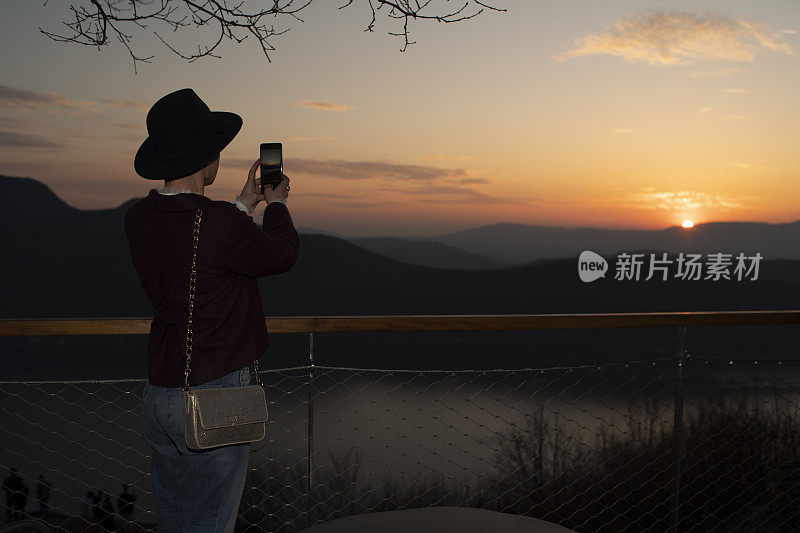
[{"x1": 157, "y1": 185, "x2": 203, "y2": 195}]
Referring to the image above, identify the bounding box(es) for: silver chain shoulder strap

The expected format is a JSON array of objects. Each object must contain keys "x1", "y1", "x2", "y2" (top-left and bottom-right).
[{"x1": 184, "y1": 207, "x2": 265, "y2": 390}]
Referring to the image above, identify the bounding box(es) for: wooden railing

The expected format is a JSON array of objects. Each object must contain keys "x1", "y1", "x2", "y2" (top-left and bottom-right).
[{"x1": 1, "y1": 310, "x2": 800, "y2": 336}]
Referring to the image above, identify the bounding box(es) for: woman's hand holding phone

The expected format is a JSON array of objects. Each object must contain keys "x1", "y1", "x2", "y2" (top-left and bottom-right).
[{"x1": 240, "y1": 159, "x2": 290, "y2": 210}]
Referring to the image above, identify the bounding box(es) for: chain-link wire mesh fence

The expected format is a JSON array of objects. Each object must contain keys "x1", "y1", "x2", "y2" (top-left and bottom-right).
[{"x1": 1, "y1": 348, "x2": 799, "y2": 531}]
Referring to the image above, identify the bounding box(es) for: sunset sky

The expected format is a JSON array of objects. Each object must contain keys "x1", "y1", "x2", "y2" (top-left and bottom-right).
[{"x1": 1, "y1": 0, "x2": 798, "y2": 236}]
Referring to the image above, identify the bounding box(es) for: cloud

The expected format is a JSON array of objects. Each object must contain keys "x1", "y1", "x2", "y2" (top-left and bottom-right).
[
  {"x1": 117, "y1": 122, "x2": 142, "y2": 130},
  {"x1": 725, "y1": 114, "x2": 749, "y2": 120},
  {"x1": 100, "y1": 98, "x2": 147, "y2": 110},
  {"x1": 297, "y1": 101, "x2": 351, "y2": 112},
  {"x1": 56, "y1": 127, "x2": 140, "y2": 143},
  {"x1": 328, "y1": 201, "x2": 401, "y2": 208},
  {"x1": 724, "y1": 88, "x2": 748, "y2": 93},
  {"x1": 624, "y1": 189, "x2": 743, "y2": 210},
  {"x1": 377, "y1": 184, "x2": 532, "y2": 205},
  {"x1": 221, "y1": 157, "x2": 529, "y2": 205},
  {"x1": 289, "y1": 191, "x2": 401, "y2": 208},
  {"x1": 0, "y1": 115, "x2": 40, "y2": 128},
  {"x1": 611, "y1": 128, "x2": 637, "y2": 134},
  {"x1": 555, "y1": 11, "x2": 793, "y2": 65},
  {"x1": 291, "y1": 159, "x2": 469, "y2": 181},
  {"x1": 0, "y1": 84, "x2": 145, "y2": 115},
  {"x1": 0, "y1": 85, "x2": 100, "y2": 115},
  {"x1": 224, "y1": 157, "x2": 470, "y2": 182},
  {"x1": 697, "y1": 106, "x2": 711, "y2": 114},
  {"x1": 0, "y1": 129, "x2": 63, "y2": 149},
  {"x1": 0, "y1": 84, "x2": 79, "y2": 109},
  {"x1": 295, "y1": 192, "x2": 365, "y2": 200},
  {"x1": 458, "y1": 177, "x2": 491, "y2": 185}
]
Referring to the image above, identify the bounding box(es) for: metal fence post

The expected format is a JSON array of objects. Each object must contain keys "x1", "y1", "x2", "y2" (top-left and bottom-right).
[
  {"x1": 671, "y1": 325, "x2": 687, "y2": 532},
  {"x1": 308, "y1": 332, "x2": 315, "y2": 529}
]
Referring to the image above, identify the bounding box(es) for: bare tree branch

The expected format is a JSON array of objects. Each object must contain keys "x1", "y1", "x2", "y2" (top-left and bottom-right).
[{"x1": 38, "y1": 0, "x2": 506, "y2": 73}]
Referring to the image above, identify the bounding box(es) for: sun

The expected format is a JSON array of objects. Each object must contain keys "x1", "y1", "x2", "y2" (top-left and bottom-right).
[{"x1": 681, "y1": 219, "x2": 694, "y2": 228}]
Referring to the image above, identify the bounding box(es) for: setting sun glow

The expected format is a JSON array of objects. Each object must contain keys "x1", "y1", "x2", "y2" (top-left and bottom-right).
[{"x1": 2, "y1": 2, "x2": 799, "y2": 236}]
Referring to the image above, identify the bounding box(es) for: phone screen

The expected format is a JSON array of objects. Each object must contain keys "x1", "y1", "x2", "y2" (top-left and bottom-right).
[
  {"x1": 260, "y1": 143, "x2": 282, "y2": 191},
  {"x1": 260, "y1": 147, "x2": 281, "y2": 168}
]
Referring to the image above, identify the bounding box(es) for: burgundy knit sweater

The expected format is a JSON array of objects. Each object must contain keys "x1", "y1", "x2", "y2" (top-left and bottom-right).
[{"x1": 124, "y1": 189, "x2": 300, "y2": 387}]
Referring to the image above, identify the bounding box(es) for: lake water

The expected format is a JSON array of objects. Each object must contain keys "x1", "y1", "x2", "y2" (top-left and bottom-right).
[{"x1": 2, "y1": 355, "x2": 796, "y2": 528}]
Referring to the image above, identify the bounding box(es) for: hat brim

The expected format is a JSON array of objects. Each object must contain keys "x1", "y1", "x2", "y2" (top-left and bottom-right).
[{"x1": 134, "y1": 111, "x2": 242, "y2": 180}]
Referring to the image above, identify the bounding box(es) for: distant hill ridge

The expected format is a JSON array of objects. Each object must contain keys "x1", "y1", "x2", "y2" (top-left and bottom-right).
[
  {"x1": 409, "y1": 219, "x2": 800, "y2": 264},
  {"x1": 0, "y1": 174, "x2": 81, "y2": 222},
  {"x1": 3, "y1": 174, "x2": 800, "y2": 267},
  {"x1": 0, "y1": 174, "x2": 502, "y2": 269},
  {"x1": 2, "y1": 174, "x2": 800, "y2": 374}
]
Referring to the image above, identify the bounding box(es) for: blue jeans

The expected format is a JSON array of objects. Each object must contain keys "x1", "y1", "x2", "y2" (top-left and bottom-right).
[{"x1": 141, "y1": 366, "x2": 252, "y2": 532}]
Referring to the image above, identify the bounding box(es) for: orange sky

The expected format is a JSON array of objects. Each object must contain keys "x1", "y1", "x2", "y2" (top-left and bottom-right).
[{"x1": 1, "y1": 1, "x2": 799, "y2": 236}]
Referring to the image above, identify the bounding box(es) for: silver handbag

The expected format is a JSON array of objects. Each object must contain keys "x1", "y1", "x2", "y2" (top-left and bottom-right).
[{"x1": 182, "y1": 207, "x2": 269, "y2": 450}]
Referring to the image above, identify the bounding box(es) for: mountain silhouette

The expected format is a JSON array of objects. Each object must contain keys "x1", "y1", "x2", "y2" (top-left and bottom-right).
[
  {"x1": 297, "y1": 227, "x2": 504, "y2": 269},
  {"x1": 295, "y1": 226, "x2": 343, "y2": 237},
  {"x1": 2, "y1": 174, "x2": 799, "y2": 379},
  {"x1": 347, "y1": 236, "x2": 507, "y2": 270},
  {"x1": 0, "y1": 174, "x2": 81, "y2": 223},
  {"x1": 408, "y1": 220, "x2": 800, "y2": 264}
]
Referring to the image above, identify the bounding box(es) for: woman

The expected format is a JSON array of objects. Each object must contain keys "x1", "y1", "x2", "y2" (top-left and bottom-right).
[{"x1": 124, "y1": 88, "x2": 300, "y2": 531}]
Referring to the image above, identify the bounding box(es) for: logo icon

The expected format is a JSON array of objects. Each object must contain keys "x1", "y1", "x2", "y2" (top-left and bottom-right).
[{"x1": 578, "y1": 251, "x2": 608, "y2": 283}]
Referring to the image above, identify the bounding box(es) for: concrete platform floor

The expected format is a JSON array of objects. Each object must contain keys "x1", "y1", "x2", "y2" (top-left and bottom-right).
[{"x1": 298, "y1": 506, "x2": 577, "y2": 533}]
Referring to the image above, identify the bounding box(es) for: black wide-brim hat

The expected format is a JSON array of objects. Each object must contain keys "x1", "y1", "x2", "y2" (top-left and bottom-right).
[{"x1": 135, "y1": 88, "x2": 242, "y2": 181}]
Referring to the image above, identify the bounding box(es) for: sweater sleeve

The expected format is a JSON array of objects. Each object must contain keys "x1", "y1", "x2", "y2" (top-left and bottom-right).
[
  {"x1": 233, "y1": 196, "x2": 287, "y2": 218},
  {"x1": 223, "y1": 202, "x2": 300, "y2": 278},
  {"x1": 233, "y1": 196, "x2": 254, "y2": 216}
]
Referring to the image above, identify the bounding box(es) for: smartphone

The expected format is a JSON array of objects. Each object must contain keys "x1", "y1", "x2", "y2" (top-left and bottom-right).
[{"x1": 260, "y1": 143, "x2": 283, "y2": 193}]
